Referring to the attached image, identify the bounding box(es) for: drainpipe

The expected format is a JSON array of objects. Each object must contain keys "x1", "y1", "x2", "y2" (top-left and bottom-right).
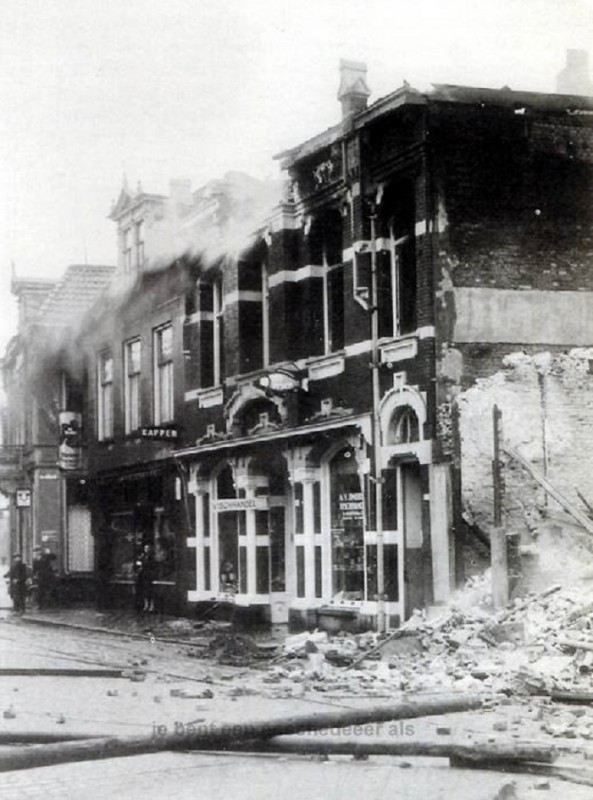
[{"x1": 369, "y1": 206, "x2": 386, "y2": 632}]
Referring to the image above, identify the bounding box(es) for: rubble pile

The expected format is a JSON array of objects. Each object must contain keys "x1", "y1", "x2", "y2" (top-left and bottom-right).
[
  {"x1": 208, "y1": 632, "x2": 273, "y2": 666},
  {"x1": 254, "y1": 572, "x2": 593, "y2": 700}
]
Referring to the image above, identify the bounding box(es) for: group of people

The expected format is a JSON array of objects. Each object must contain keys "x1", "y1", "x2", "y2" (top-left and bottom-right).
[{"x1": 4, "y1": 547, "x2": 56, "y2": 613}]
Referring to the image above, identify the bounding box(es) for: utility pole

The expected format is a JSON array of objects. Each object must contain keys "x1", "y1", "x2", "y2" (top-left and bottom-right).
[
  {"x1": 369, "y1": 204, "x2": 386, "y2": 632},
  {"x1": 491, "y1": 404, "x2": 508, "y2": 607}
]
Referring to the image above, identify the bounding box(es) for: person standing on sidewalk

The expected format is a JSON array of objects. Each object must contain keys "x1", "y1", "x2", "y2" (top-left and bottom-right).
[
  {"x1": 32, "y1": 546, "x2": 55, "y2": 609},
  {"x1": 6, "y1": 554, "x2": 28, "y2": 613},
  {"x1": 135, "y1": 544, "x2": 156, "y2": 613}
]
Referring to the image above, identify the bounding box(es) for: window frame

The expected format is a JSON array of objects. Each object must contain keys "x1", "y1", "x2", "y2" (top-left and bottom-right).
[
  {"x1": 122, "y1": 228, "x2": 133, "y2": 276},
  {"x1": 135, "y1": 220, "x2": 145, "y2": 270},
  {"x1": 123, "y1": 338, "x2": 141, "y2": 434},
  {"x1": 153, "y1": 324, "x2": 174, "y2": 424},
  {"x1": 97, "y1": 349, "x2": 114, "y2": 441}
]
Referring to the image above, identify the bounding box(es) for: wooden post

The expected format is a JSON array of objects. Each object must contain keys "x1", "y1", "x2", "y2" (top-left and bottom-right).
[
  {"x1": 491, "y1": 405, "x2": 508, "y2": 607},
  {"x1": 0, "y1": 694, "x2": 483, "y2": 773},
  {"x1": 239, "y1": 735, "x2": 556, "y2": 765}
]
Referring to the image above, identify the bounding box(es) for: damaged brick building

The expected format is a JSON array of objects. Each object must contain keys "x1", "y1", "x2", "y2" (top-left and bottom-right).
[
  {"x1": 2, "y1": 58, "x2": 593, "y2": 627},
  {"x1": 176, "y1": 61, "x2": 593, "y2": 628}
]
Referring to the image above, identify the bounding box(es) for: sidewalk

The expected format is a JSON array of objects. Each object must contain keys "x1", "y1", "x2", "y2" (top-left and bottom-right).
[{"x1": 20, "y1": 607, "x2": 198, "y2": 638}]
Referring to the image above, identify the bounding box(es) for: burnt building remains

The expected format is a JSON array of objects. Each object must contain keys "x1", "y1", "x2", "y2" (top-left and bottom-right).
[{"x1": 2, "y1": 55, "x2": 593, "y2": 627}]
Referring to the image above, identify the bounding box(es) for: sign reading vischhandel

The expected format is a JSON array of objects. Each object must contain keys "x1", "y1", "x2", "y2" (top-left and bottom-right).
[{"x1": 140, "y1": 427, "x2": 179, "y2": 441}]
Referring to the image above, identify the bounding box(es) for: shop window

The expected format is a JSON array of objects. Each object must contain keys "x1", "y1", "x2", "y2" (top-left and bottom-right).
[
  {"x1": 390, "y1": 406, "x2": 419, "y2": 444},
  {"x1": 270, "y1": 506, "x2": 286, "y2": 592},
  {"x1": 217, "y1": 465, "x2": 235, "y2": 498},
  {"x1": 294, "y1": 483, "x2": 304, "y2": 534},
  {"x1": 204, "y1": 547, "x2": 211, "y2": 591},
  {"x1": 186, "y1": 547, "x2": 196, "y2": 593},
  {"x1": 315, "y1": 546, "x2": 323, "y2": 598},
  {"x1": 384, "y1": 544, "x2": 399, "y2": 602},
  {"x1": 154, "y1": 324, "x2": 174, "y2": 424},
  {"x1": 256, "y1": 510, "x2": 268, "y2": 536},
  {"x1": 154, "y1": 512, "x2": 176, "y2": 581},
  {"x1": 217, "y1": 465, "x2": 239, "y2": 593},
  {"x1": 97, "y1": 350, "x2": 114, "y2": 440},
  {"x1": 329, "y1": 447, "x2": 365, "y2": 600},
  {"x1": 313, "y1": 481, "x2": 321, "y2": 533},
  {"x1": 296, "y1": 546, "x2": 305, "y2": 597},
  {"x1": 256, "y1": 546, "x2": 270, "y2": 594},
  {"x1": 123, "y1": 338, "x2": 141, "y2": 434},
  {"x1": 366, "y1": 545, "x2": 378, "y2": 599},
  {"x1": 108, "y1": 511, "x2": 135, "y2": 580},
  {"x1": 202, "y1": 492, "x2": 210, "y2": 537},
  {"x1": 378, "y1": 179, "x2": 417, "y2": 338},
  {"x1": 239, "y1": 547, "x2": 248, "y2": 593}
]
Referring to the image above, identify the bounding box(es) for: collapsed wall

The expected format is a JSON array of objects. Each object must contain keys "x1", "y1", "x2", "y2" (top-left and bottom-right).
[{"x1": 457, "y1": 347, "x2": 593, "y2": 587}]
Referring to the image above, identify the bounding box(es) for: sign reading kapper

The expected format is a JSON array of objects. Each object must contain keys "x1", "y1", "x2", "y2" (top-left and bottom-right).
[{"x1": 58, "y1": 411, "x2": 82, "y2": 470}]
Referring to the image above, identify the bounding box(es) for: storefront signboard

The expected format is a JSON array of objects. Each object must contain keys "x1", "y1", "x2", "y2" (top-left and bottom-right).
[{"x1": 214, "y1": 497, "x2": 269, "y2": 512}]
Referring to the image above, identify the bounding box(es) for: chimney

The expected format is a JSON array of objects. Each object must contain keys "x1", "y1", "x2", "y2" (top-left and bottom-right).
[
  {"x1": 556, "y1": 49, "x2": 593, "y2": 96},
  {"x1": 169, "y1": 178, "x2": 193, "y2": 208},
  {"x1": 338, "y1": 60, "x2": 371, "y2": 118}
]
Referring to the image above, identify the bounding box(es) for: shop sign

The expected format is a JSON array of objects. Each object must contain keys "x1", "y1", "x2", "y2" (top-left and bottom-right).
[
  {"x1": 59, "y1": 411, "x2": 83, "y2": 470},
  {"x1": 16, "y1": 489, "x2": 31, "y2": 507},
  {"x1": 338, "y1": 492, "x2": 364, "y2": 520},
  {"x1": 140, "y1": 427, "x2": 179, "y2": 441},
  {"x1": 214, "y1": 497, "x2": 269, "y2": 512}
]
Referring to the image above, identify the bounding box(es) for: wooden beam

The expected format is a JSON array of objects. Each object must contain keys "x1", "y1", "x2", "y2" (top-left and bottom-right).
[{"x1": 0, "y1": 694, "x2": 483, "y2": 773}]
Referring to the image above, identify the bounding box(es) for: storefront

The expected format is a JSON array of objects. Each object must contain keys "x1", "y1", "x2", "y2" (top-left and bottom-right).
[
  {"x1": 182, "y1": 401, "x2": 435, "y2": 629},
  {"x1": 93, "y1": 465, "x2": 183, "y2": 612}
]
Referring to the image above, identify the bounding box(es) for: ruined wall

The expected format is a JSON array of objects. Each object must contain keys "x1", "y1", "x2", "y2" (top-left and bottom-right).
[{"x1": 457, "y1": 348, "x2": 593, "y2": 542}]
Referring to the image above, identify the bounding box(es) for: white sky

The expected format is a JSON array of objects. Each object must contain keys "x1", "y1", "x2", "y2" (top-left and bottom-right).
[{"x1": 1, "y1": 0, "x2": 592, "y2": 350}]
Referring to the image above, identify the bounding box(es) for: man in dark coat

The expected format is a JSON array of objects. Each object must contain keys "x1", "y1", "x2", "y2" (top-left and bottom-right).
[
  {"x1": 32, "y1": 547, "x2": 55, "y2": 609},
  {"x1": 6, "y1": 554, "x2": 27, "y2": 613}
]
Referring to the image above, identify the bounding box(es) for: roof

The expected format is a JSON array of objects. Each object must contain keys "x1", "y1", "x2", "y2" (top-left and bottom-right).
[
  {"x1": 108, "y1": 187, "x2": 167, "y2": 221},
  {"x1": 35, "y1": 264, "x2": 116, "y2": 328},
  {"x1": 277, "y1": 82, "x2": 593, "y2": 168}
]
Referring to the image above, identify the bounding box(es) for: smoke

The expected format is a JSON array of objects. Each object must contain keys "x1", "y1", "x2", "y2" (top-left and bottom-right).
[{"x1": 19, "y1": 170, "x2": 287, "y2": 392}]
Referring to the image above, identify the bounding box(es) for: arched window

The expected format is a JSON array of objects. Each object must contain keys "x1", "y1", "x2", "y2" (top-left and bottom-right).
[{"x1": 389, "y1": 406, "x2": 420, "y2": 445}]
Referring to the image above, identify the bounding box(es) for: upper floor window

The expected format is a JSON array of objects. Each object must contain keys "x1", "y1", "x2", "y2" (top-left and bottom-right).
[
  {"x1": 199, "y1": 277, "x2": 224, "y2": 387},
  {"x1": 124, "y1": 339, "x2": 141, "y2": 433},
  {"x1": 378, "y1": 179, "x2": 417, "y2": 338},
  {"x1": 390, "y1": 406, "x2": 420, "y2": 444},
  {"x1": 135, "y1": 221, "x2": 145, "y2": 270},
  {"x1": 238, "y1": 242, "x2": 268, "y2": 374},
  {"x1": 310, "y1": 210, "x2": 344, "y2": 354},
  {"x1": 154, "y1": 324, "x2": 173, "y2": 424},
  {"x1": 97, "y1": 350, "x2": 114, "y2": 440},
  {"x1": 122, "y1": 229, "x2": 132, "y2": 276}
]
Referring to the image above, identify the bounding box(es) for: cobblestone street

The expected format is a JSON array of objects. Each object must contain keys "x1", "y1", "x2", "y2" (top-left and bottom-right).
[{"x1": 0, "y1": 610, "x2": 592, "y2": 798}]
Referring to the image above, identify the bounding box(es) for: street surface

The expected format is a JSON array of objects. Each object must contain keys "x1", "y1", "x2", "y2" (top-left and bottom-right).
[{"x1": 0, "y1": 609, "x2": 591, "y2": 798}]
